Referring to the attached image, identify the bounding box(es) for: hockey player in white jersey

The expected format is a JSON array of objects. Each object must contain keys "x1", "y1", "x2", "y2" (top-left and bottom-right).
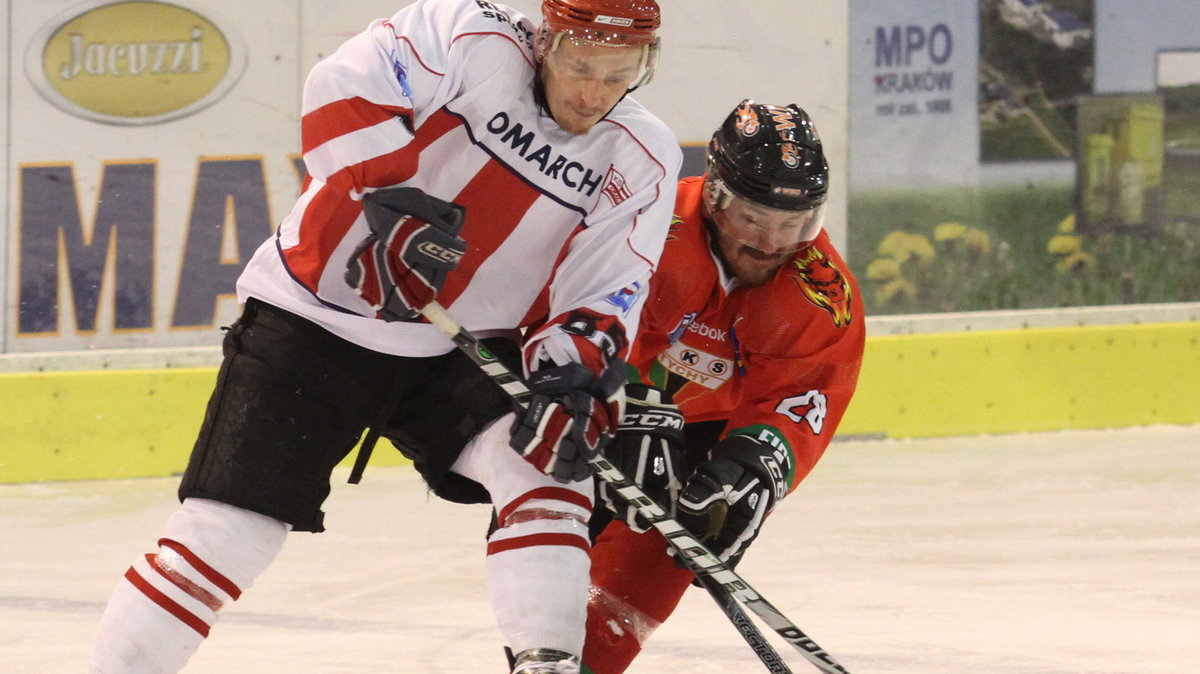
[{"x1": 88, "y1": 1, "x2": 679, "y2": 672}]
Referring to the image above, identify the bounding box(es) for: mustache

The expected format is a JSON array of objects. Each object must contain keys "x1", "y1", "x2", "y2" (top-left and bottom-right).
[{"x1": 738, "y1": 245, "x2": 786, "y2": 260}]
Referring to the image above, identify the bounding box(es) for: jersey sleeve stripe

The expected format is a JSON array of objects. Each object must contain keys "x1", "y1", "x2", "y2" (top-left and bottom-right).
[
  {"x1": 282, "y1": 111, "x2": 466, "y2": 291},
  {"x1": 282, "y1": 183, "x2": 370, "y2": 290},
  {"x1": 302, "y1": 97, "x2": 414, "y2": 155},
  {"x1": 302, "y1": 119, "x2": 416, "y2": 183}
]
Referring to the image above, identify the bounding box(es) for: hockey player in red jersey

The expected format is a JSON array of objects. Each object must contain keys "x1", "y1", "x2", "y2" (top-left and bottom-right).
[
  {"x1": 88, "y1": 2, "x2": 679, "y2": 673},
  {"x1": 582, "y1": 100, "x2": 866, "y2": 673}
]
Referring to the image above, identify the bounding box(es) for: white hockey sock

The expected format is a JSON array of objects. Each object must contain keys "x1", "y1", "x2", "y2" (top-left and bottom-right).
[
  {"x1": 487, "y1": 484, "x2": 593, "y2": 656},
  {"x1": 452, "y1": 418, "x2": 594, "y2": 658},
  {"x1": 88, "y1": 498, "x2": 289, "y2": 674}
]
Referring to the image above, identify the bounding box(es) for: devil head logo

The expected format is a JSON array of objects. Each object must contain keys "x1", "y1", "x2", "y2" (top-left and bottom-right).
[
  {"x1": 792, "y1": 246, "x2": 853, "y2": 328},
  {"x1": 735, "y1": 100, "x2": 761, "y2": 137}
]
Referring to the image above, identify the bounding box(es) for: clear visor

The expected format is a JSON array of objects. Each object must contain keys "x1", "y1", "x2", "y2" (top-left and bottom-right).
[
  {"x1": 540, "y1": 28, "x2": 660, "y2": 89},
  {"x1": 707, "y1": 181, "x2": 827, "y2": 255}
]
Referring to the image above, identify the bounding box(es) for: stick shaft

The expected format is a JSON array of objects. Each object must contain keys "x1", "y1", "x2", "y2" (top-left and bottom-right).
[
  {"x1": 694, "y1": 573, "x2": 793, "y2": 673},
  {"x1": 420, "y1": 302, "x2": 851, "y2": 674}
]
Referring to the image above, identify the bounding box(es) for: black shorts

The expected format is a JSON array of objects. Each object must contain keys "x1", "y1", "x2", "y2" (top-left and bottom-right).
[{"x1": 178, "y1": 299, "x2": 521, "y2": 532}]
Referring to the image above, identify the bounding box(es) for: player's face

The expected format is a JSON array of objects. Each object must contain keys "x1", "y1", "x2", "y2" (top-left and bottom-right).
[
  {"x1": 711, "y1": 197, "x2": 822, "y2": 287},
  {"x1": 540, "y1": 37, "x2": 644, "y2": 135}
]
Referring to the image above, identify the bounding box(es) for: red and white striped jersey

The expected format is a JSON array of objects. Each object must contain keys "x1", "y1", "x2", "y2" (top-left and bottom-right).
[{"x1": 237, "y1": 0, "x2": 681, "y2": 363}]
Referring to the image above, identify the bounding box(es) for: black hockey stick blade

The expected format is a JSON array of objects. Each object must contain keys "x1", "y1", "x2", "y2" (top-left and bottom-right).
[{"x1": 695, "y1": 572, "x2": 793, "y2": 673}]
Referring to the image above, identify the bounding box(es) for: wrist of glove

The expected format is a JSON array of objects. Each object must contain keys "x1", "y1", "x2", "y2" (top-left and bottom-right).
[
  {"x1": 598, "y1": 384, "x2": 685, "y2": 533},
  {"x1": 345, "y1": 187, "x2": 467, "y2": 322},
  {"x1": 675, "y1": 434, "x2": 790, "y2": 568},
  {"x1": 509, "y1": 360, "x2": 626, "y2": 483}
]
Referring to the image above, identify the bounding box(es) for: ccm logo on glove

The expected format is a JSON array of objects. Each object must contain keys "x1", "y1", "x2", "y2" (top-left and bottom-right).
[
  {"x1": 416, "y1": 240, "x2": 464, "y2": 264},
  {"x1": 345, "y1": 186, "x2": 467, "y2": 322},
  {"x1": 621, "y1": 410, "x2": 685, "y2": 432},
  {"x1": 598, "y1": 385, "x2": 685, "y2": 532}
]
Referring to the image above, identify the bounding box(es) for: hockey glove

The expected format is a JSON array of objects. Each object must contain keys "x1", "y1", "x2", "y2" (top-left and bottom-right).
[
  {"x1": 510, "y1": 360, "x2": 626, "y2": 483},
  {"x1": 345, "y1": 187, "x2": 467, "y2": 322},
  {"x1": 598, "y1": 384, "x2": 685, "y2": 533},
  {"x1": 675, "y1": 434, "x2": 790, "y2": 568}
]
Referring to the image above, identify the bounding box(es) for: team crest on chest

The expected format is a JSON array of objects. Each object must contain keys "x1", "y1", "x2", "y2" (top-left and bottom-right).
[
  {"x1": 601, "y1": 166, "x2": 632, "y2": 206},
  {"x1": 792, "y1": 246, "x2": 853, "y2": 328}
]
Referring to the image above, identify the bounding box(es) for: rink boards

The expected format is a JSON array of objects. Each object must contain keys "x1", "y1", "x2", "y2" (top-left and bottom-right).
[{"x1": 3, "y1": 318, "x2": 1198, "y2": 483}]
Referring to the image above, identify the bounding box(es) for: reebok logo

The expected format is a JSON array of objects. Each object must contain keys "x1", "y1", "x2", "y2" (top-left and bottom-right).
[{"x1": 687, "y1": 321, "x2": 727, "y2": 341}]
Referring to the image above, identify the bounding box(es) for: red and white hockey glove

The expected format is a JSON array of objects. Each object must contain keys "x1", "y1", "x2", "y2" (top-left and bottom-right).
[
  {"x1": 345, "y1": 187, "x2": 466, "y2": 322},
  {"x1": 509, "y1": 360, "x2": 626, "y2": 483},
  {"x1": 675, "y1": 434, "x2": 790, "y2": 568}
]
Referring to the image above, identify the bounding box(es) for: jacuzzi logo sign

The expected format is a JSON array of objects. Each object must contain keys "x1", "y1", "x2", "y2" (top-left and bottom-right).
[{"x1": 25, "y1": 1, "x2": 246, "y2": 125}]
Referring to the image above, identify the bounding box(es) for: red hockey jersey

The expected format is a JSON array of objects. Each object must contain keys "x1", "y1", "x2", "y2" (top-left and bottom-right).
[
  {"x1": 631, "y1": 176, "x2": 866, "y2": 490},
  {"x1": 236, "y1": 0, "x2": 681, "y2": 364}
]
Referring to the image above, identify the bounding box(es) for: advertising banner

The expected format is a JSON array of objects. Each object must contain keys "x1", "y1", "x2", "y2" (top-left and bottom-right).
[
  {"x1": 8, "y1": 0, "x2": 300, "y2": 353},
  {"x1": 4, "y1": 0, "x2": 853, "y2": 356},
  {"x1": 847, "y1": 0, "x2": 1200, "y2": 316},
  {"x1": 848, "y1": 0, "x2": 979, "y2": 192}
]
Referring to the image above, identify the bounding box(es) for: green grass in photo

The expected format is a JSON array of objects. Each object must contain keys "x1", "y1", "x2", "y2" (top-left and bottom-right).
[{"x1": 848, "y1": 184, "x2": 1200, "y2": 315}]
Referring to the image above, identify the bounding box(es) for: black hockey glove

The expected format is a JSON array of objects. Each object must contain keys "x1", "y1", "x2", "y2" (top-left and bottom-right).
[
  {"x1": 675, "y1": 434, "x2": 791, "y2": 568},
  {"x1": 345, "y1": 187, "x2": 467, "y2": 322},
  {"x1": 510, "y1": 360, "x2": 626, "y2": 484},
  {"x1": 598, "y1": 384, "x2": 685, "y2": 533}
]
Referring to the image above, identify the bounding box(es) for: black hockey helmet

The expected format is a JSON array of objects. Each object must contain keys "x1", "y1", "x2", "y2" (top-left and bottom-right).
[{"x1": 705, "y1": 100, "x2": 828, "y2": 214}]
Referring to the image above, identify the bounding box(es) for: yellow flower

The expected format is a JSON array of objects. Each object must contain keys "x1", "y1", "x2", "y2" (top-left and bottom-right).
[
  {"x1": 877, "y1": 231, "x2": 914, "y2": 261},
  {"x1": 1058, "y1": 213, "x2": 1076, "y2": 234},
  {"x1": 866, "y1": 258, "x2": 902, "y2": 281},
  {"x1": 875, "y1": 278, "x2": 917, "y2": 304},
  {"x1": 963, "y1": 227, "x2": 992, "y2": 256},
  {"x1": 1047, "y1": 234, "x2": 1081, "y2": 256},
  {"x1": 1056, "y1": 251, "x2": 1096, "y2": 273},
  {"x1": 879, "y1": 231, "x2": 935, "y2": 262},
  {"x1": 905, "y1": 232, "x2": 936, "y2": 264},
  {"x1": 934, "y1": 222, "x2": 968, "y2": 241}
]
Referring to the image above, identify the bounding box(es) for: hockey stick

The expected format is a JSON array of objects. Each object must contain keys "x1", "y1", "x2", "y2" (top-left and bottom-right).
[
  {"x1": 420, "y1": 301, "x2": 851, "y2": 674},
  {"x1": 421, "y1": 303, "x2": 790, "y2": 673},
  {"x1": 693, "y1": 571, "x2": 793, "y2": 673}
]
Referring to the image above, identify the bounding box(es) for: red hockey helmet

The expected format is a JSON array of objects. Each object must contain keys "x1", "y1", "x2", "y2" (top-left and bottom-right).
[
  {"x1": 541, "y1": 0, "x2": 661, "y2": 46},
  {"x1": 537, "y1": 0, "x2": 662, "y2": 88}
]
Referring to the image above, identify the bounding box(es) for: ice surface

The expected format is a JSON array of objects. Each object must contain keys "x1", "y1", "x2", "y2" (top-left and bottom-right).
[{"x1": 2, "y1": 425, "x2": 1197, "y2": 673}]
